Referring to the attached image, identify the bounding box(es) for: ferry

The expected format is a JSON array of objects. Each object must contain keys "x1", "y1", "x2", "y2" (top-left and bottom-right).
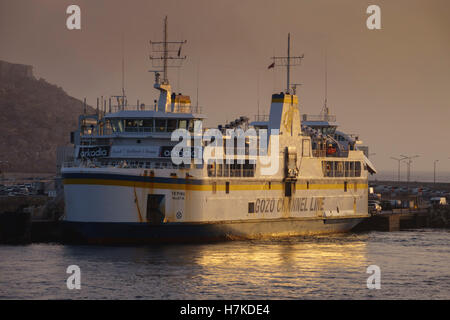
[{"x1": 61, "y1": 17, "x2": 376, "y2": 244}]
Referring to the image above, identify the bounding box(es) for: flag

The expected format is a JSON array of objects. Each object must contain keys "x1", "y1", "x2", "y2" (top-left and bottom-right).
[{"x1": 268, "y1": 62, "x2": 275, "y2": 69}]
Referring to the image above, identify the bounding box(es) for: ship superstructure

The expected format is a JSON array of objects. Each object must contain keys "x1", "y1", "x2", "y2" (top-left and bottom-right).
[{"x1": 61, "y1": 17, "x2": 375, "y2": 243}]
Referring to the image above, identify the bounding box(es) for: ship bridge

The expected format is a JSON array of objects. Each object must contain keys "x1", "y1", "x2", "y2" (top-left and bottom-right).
[{"x1": 103, "y1": 110, "x2": 205, "y2": 135}]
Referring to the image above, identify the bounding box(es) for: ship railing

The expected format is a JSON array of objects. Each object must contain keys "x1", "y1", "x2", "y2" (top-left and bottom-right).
[
  {"x1": 254, "y1": 114, "x2": 269, "y2": 122},
  {"x1": 97, "y1": 127, "x2": 200, "y2": 135},
  {"x1": 62, "y1": 161, "x2": 76, "y2": 168},
  {"x1": 107, "y1": 104, "x2": 203, "y2": 114},
  {"x1": 312, "y1": 150, "x2": 327, "y2": 157},
  {"x1": 312, "y1": 149, "x2": 350, "y2": 158}
]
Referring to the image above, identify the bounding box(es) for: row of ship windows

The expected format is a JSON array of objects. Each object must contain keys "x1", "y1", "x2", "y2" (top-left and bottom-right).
[
  {"x1": 207, "y1": 163, "x2": 256, "y2": 177},
  {"x1": 110, "y1": 119, "x2": 201, "y2": 133},
  {"x1": 322, "y1": 161, "x2": 362, "y2": 177},
  {"x1": 98, "y1": 161, "x2": 190, "y2": 169}
]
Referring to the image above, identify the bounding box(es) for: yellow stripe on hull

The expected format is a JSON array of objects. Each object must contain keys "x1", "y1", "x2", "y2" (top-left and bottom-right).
[{"x1": 63, "y1": 178, "x2": 367, "y2": 192}]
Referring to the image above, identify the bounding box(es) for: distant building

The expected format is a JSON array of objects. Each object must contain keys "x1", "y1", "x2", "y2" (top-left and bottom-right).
[{"x1": 0, "y1": 60, "x2": 34, "y2": 81}]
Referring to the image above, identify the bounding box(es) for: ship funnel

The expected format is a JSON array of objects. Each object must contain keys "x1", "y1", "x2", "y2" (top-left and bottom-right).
[{"x1": 267, "y1": 92, "x2": 301, "y2": 137}]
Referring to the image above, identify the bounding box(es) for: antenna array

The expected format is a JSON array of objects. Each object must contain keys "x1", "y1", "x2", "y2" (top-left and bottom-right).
[
  {"x1": 149, "y1": 16, "x2": 187, "y2": 84},
  {"x1": 270, "y1": 33, "x2": 304, "y2": 94}
]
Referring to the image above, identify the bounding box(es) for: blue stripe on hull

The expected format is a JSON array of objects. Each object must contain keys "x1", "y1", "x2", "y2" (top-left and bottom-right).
[
  {"x1": 62, "y1": 172, "x2": 204, "y2": 185},
  {"x1": 62, "y1": 218, "x2": 364, "y2": 245}
]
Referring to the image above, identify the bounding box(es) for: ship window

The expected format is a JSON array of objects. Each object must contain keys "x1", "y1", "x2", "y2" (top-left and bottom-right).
[
  {"x1": 179, "y1": 119, "x2": 187, "y2": 130},
  {"x1": 118, "y1": 120, "x2": 124, "y2": 132},
  {"x1": 217, "y1": 164, "x2": 223, "y2": 177},
  {"x1": 230, "y1": 163, "x2": 241, "y2": 177},
  {"x1": 207, "y1": 163, "x2": 216, "y2": 177},
  {"x1": 243, "y1": 161, "x2": 255, "y2": 177},
  {"x1": 226, "y1": 182, "x2": 230, "y2": 194},
  {"x1": 188, "y1": 120, "x2": 195, "y2": 132},
  {"x1": 155, "y1": 119, "x2": 167, "y2": 132},
  {"x1": 355, "y1": 161, "x2": 361, "y2": 177},
  {"x1": 336, "y1": 161, "x2": 344, "y2": 177},
  {"x1": 167, "y1": 119, "x2": 177, "y2": 132},
  {"x1": 326, "y1": 161, "x2": 333, "y2": 177},
  {"x1": 143, "y1": 119, "x2": 154, "y2": 132},
  {"x1": 111, "y1": 119, "x2": 124, "y2": 133},
  {"x1": 223, "y1": 164, "x2": 230, "y2": 177},
  {"x1": 350, "y1": 162, "x2": 355, "y2": 177},
  {"x1": 125, "y1": 119, "x2": 139, "y2": 132}
]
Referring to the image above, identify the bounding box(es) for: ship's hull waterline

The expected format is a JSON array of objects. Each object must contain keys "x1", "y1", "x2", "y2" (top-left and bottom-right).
[
  {"x1": 62, "y1": 217, "x2": 365, "y2": 244},
  {"x1": 62, "y1": 170, "x2": 369, "y2": 244}
]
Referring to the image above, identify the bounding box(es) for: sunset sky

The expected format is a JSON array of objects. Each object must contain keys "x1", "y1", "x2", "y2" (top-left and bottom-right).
[{"x1": 1, "y1": 0, "x2": 449, "y2": 179}]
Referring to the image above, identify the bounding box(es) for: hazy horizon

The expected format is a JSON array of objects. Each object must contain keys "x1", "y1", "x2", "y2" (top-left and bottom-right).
[{"x1": 1, "y1": 0, "x2": 449, "y2": 176}]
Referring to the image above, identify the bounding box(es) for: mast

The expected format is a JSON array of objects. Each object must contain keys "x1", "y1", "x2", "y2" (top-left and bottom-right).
[
  {"x1": 122, "y1": 34, "x2": 126, "y2": 106},
  {"x1": 269, "y1": 33, "x2": 304, "y2": 94},
  {"x1": 163, "y1": 16, "x2": 168, "y2": 83},
  {"x1": 149, "y1": 16, "x2": 187, "y2": 112},
  {"x1": 323, "y1": 49, "x2": 328, "y2": 115},
  {"x1": 149, "y1": 16, "x2": 187, "y2": 86},
  {"x1": 287, "y1": 33, "x2": 290, "y2": 94}
]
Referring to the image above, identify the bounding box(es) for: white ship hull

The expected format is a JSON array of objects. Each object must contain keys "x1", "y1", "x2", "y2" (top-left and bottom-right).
[{"x1": 62, "y1": 167, "x2": 369, "y2": 244}]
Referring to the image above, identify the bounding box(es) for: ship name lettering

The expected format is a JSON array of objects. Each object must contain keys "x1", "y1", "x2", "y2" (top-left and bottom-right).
[{"x1": 255, "y1": 197, "x2": 324, "y2": 213}]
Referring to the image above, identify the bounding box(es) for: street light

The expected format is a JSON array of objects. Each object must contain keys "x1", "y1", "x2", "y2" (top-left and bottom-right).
[
  {"x1": 391, "y1": 156, "x2": 408, "y2": 182},
  {"x1": 400, "y1": 154, "x2": 420, "y2": 194},
  {"x1": 434, "y1": 160, "x2": 439, "y2": 184}
]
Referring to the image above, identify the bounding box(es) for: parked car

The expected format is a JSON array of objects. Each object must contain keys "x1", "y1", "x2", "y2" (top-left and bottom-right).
[{"x1": 369, "y1": 200, "x2": 382, "y2": 214}]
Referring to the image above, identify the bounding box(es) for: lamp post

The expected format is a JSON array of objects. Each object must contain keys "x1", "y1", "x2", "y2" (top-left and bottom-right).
[
  {"x1": 434, "y1": 160, "x2": 439, "y2": 184},
  {"x1": 391, "y1": 156, "x2": 407, "y2": 182},
  {"x1": 400, "y1": 155, "x2": 420, "y2": 206},
  {"x1": 0, "y1": 160, "x2": 9, "y2": 183}
]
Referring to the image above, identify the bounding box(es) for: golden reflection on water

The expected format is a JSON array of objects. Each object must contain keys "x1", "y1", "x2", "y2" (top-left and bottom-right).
[
  {"x1": 191, "y1": 235, "x2": 369, "y2": 295},
  {"x1": 195, "y1": 237, "x2": 367, "y2": 270}
]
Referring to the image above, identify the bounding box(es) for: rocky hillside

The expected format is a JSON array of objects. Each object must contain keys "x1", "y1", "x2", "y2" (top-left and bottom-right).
[{"x1": 0, "y1": 60, "x2": 93, "y2": 173}]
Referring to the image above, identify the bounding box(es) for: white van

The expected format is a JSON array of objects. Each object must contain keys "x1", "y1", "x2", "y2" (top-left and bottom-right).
[{"x1": 430, "y1": 197, "x2": 447, "y2": 205}]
